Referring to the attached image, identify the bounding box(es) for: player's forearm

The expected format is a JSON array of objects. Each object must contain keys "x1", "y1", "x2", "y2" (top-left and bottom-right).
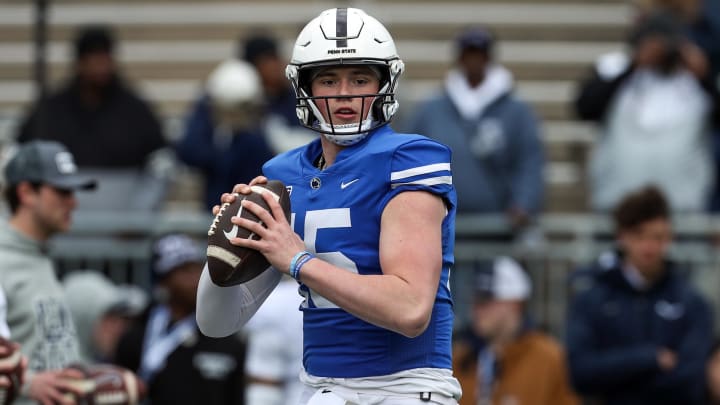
[
  {"x1": 196, "y1": 263, "x2": 282, "y2": 337},
  {"x1": 298, "y1": 258, "x2": 437, "y2": 338}
]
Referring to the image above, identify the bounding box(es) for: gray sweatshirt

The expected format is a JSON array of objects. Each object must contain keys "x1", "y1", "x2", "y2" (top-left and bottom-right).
[{"x1": 0, "y1": 221, "x2": 80, "y2": 402}]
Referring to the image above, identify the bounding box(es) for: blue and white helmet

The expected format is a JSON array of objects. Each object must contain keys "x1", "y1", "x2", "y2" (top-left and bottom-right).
[{"x1": 285, "y1": 8, "x2": 405, "y2": 146}]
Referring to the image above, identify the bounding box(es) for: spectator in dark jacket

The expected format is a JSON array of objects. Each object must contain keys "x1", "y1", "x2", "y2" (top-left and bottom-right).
[
  {"x1": 17, "y1": 24, "x2": 166, "y2": 169},
  {"x1": 114, "y1": 233, "x2": 246, "y2": 404},
  {"x1": 175, "y1": 59, "x2": 275, "y2": 210},
  {"x1": 241, "y1": 32, "x2": 314, "y2": 154},
  {"x1": 16, "y1": 25, "x2": 171, "y2": 213},
  {"x1": 566, "y1": 185, "x2": 714, "y2": 405}
]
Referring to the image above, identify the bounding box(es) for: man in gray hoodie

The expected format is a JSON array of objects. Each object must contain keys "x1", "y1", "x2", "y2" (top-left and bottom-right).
[
  {"x1": 0, "y1": 140, "x2": 96, "y2": 404},
  {"x1": 403, "y1": 26, "x2": 545, "y2": 329}
]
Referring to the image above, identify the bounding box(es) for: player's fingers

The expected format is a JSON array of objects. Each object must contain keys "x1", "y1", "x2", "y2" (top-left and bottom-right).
[
  {"x1": 230, "y1": 212, "x2": 269, "y2": 237},
  {"x1": 220, "y1": 192, "x2": 239, "y2": 205},
  {"x1": 57, "y1": 368, "x2": 84, "y2": 380},
  {"x1": 212, "y1": 204, "x2": 221, "y2": 216},
  {"x1": 240, "y1": 199, "x2": 277, "y2": 226},
  {"x1": 49, "y1": 388, "x2": 76, "y2": 405},
  {"x1": 248, "y1": 176, "x2": 268, "y2": 187},
  {"x1": 231, "y1": 183, "x2": 253, "y2": 195},
  {"x1": 258, "y1": 189, "x2": 288, "y2": 224},
  {"x1": 19, "y1": 357, "x2": 27, "y2": 385},
  {"x1": 53, "y1": 379, "x2": 83, "y2": 400},
  {"x1": 230, "y1": 236, "x2": 262, "y2": 251}
]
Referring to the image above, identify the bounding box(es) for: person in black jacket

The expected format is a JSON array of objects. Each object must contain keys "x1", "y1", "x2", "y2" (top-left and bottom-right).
[
  {"x1": 566, "y1": 185, "x2": 714, "y2": 404},
  {"x1": 16, "y1": 25, "x2": 171, "y2": 213},
  {"x1": 114, "y1": 233, "x2": 245, "y2": 405},
  {"x1": 17, "y1": 24, "x2": 167, "y2": 169}
]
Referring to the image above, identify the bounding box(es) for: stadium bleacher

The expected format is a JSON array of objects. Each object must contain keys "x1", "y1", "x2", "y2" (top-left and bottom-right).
[
  {"x1": 0, "y1": 0, "x2": 634, "y2": 212},
  {"x1": 8, "y1": 1, "x2": 720, "y2": 337}
]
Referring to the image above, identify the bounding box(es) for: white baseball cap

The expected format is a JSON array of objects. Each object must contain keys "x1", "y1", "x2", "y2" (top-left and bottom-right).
[{"x1": 474, "y1": 256, "x2": 531, "y2": 301}]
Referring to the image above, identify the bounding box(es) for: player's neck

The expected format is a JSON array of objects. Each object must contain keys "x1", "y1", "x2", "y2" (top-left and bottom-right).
[
  {"x1": 9, "y1": 212, "x2": 52, "y2": 243},
  {"x1": 319, "y1": 138, "x2": 344, "y2": 169}
]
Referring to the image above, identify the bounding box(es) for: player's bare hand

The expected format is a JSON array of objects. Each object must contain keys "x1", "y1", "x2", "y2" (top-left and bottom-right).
[
  {"x1": 230, "y1": 190, "x2": 305, "y2": 274},
  {"x1": 27, "y1": 368, "x2": 85, "y2": 405},
  {"x1": 212, "y1": 176, "x2": 269, "y2": 216},
  {"x1": 231, "y1": 176, "x2": 268, "y2": 195}
]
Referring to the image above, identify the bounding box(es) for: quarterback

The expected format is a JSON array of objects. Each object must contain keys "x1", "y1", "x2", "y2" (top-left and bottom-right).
[{"x1": 197, "y1": 7, "x2": 462, "y2": 404}]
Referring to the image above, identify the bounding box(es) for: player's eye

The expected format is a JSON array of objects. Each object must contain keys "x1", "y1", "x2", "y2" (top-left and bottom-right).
[{"x1": 318, "y1": 78, "x2": 337, "y2": 87}]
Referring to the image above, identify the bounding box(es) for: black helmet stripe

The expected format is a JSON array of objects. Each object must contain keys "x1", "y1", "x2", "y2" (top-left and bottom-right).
[{"x1": 336, "y1": 7, "x2": 348, "y2": 48}]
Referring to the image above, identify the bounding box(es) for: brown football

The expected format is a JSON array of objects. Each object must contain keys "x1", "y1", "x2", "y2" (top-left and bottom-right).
[
  {"x1": 206, "y1": 180, "x2": 291, "y2": 286},
  {"x1": 61, "y1": 364, "x2": 145, "y2": 405}
]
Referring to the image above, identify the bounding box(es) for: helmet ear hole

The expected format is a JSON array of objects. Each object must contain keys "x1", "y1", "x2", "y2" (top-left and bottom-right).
[
  {"x1": 382, "y1": 101, "x2": 399, "y2": 121},
  {"x1": 296, "y1": 105, "x2": 309, "y2": 124}
]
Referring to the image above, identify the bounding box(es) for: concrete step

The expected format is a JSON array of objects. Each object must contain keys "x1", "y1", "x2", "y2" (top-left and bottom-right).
[
  {"x1": 0, "y1": 22, "x2": 629, "y2": 44},
  {"x1": 22, "y1": 0, "x2": 625, "y2": 4},
  {"x1": 0, "y1": 0, "x2": 629, "y2": 214},
  {"x1": 0, "y1": 77, "x2": 579, "y2": 119},
  {"x1": 0, "y1": 57, "x2": 598, "y2": 83},
  {"x1": 0, "y1": 3, "x2": 631, "y2": 27},
  {"x1": 0, "y1": 34, "x2": 614, "y2": 121}
]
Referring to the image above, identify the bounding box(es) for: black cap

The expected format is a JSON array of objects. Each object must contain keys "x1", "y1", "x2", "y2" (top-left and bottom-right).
[
  {"x1": 152, "y1": 234, "x2": 205, "y2": 279},
  {"x1": 74, "y1": 25, "x2": 115, "y2": 59},
  {"x1": 242, "y1": 34, "x2": 279, "y2": 65},
  {"x1": 629, "y1": 11, "x2": 683, "y2": 48},
  {"x1": 5, "y1": 141, "x2": 97, "y2": 190},
  {"x1": 456, "y1": 26, "x2": 494, "y2": 52}
]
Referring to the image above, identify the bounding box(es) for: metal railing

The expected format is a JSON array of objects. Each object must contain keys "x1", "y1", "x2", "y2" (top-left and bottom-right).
[{"x1": 48, "y1": 211, "x2": 720, "y2": 338}]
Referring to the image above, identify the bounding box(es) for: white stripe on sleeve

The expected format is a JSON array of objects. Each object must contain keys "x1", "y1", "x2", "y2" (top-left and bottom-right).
[
  {"x1": 391, "y1": 176, "x2": 453, "y2": 189},
  {"x1": 390, "y1": 163, "x2": 451, "y2": 181}
]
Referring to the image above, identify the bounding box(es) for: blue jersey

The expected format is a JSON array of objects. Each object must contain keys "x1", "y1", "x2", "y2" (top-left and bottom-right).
[{"x1": 263, "y1": 124, "x2": 457, "y2": 378}]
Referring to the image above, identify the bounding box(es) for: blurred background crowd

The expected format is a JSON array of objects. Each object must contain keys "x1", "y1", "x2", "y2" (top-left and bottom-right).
[{"x1": 1, "y1": 0, "x2": 720, "y2": 403}]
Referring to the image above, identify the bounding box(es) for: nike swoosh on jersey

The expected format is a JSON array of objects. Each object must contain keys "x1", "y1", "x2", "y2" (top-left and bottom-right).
[{"x1": 340, "y1": 179, "x2": 360, "y2": 189}]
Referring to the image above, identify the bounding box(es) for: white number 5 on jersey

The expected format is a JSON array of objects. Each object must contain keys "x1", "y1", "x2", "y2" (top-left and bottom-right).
[{"x1": 294, "y1": 208, "x2": 358, "y2": 309}]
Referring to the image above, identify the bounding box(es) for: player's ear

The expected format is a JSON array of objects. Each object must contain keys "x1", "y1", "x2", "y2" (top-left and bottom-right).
[{"x1": 16, "y1": 181, "x2": 39, "y2": 206}]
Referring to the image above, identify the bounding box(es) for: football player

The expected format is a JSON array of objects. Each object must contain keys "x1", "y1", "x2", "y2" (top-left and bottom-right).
[{"x1": 197, "y1": 8, "x2": 462, "y2": 404}]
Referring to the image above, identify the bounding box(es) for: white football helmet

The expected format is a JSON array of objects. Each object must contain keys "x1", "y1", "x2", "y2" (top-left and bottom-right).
[
  {"x1": 206, "y1": 58, "x2": 262, "y2": 108},
  {"x1": 206, "y1": 58, "x2": 264, "y2": 130},
  {"x1": 286, "y1": 7, "x2": 405, "y2": 145}
]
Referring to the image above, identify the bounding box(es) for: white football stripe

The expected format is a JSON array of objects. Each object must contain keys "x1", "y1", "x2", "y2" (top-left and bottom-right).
[
  {"x1": 249, "y1": 186, "x2": 280, "y2": 202},
  {"x1": 390, "y1": 176, "x2": 453, "y2": 189},
  {"x1": 124, "y1": 369, "x2": 138, "y2": 405},
  {"x1": 207, "y1": 245, "x2": 242, "y2": 268},
  {"x1": 390, "y1": 163, "x2": 451, "y2": 181}
]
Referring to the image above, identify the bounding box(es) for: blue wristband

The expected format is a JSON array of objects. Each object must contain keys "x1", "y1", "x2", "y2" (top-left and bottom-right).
[
  {"x1": 289, "y1": 251, "x2": 309, "y2": 278},
  {"x1": 293, "y1": 253, "x2": 314, "y2": 280}
]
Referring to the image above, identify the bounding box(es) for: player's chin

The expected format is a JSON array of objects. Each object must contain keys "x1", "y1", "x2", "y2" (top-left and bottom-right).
[{"x1": 332, "y1": 116, "x2": 359, "y2": 125}]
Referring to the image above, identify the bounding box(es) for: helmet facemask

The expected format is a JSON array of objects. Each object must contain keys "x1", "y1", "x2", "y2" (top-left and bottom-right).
[
  {"x1": 287, "y1": 61, "x2": 401, "y2": 145},
  {"x1": 286, "y1": 8, "x2": 405, "y2": 146}
]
